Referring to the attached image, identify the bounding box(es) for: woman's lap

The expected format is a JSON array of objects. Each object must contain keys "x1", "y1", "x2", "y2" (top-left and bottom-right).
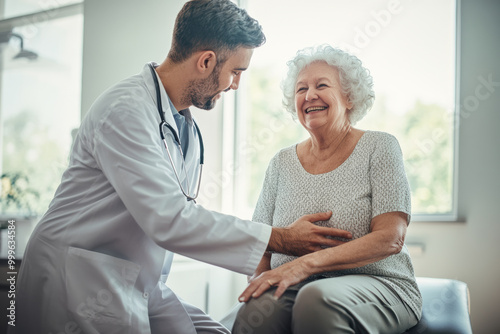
[{"x1": 232, "y1": 275, "x2": 417, "y2": 334}]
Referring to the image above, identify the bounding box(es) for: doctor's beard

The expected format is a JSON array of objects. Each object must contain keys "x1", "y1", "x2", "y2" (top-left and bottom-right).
[{"x1": 183, "y1": 67, "x2": 221, "y2": 110}]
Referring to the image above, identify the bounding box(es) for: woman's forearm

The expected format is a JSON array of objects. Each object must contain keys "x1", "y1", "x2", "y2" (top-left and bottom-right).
[
  {"x1": 301, "y1": 212, "x2": 407, "y2": 276},
  {"x1": 237, "y1": 213, "x2": 408, "y2": 302},
  {"x1": 248, "y1": 252, "x2": 272, "y2": 282}
]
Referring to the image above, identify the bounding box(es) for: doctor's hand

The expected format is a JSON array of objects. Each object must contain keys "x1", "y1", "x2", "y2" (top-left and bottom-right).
[{"x1": 267, "y1": 211, "x2": 352, "y2": 256}]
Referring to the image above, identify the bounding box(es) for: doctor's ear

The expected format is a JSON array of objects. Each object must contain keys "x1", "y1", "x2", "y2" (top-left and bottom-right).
[{"x1": 196, "y1": 51, "x2": 217, "y2": 75}]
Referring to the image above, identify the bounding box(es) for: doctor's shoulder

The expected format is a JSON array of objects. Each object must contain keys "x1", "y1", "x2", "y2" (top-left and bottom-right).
[{"x1": 86, "y1": 74, "x2": 157, "y2": 129}]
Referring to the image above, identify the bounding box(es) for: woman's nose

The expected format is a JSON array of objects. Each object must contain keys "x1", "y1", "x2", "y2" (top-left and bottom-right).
[{"x1": 305, "y1": 88, "x2": 318, "y2": 101}]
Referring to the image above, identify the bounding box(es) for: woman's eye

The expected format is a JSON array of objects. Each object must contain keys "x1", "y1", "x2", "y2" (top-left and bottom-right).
[
  {"x1": 296, "y1": 87, "x2": 306, "y2": 93},
  {"x1": 318, "y1": 83, "x2": 328, "y2": 88}
]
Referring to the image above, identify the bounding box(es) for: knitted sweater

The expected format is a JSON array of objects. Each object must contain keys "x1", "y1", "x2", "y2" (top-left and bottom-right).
[{"x1": 253, "y1": 130, "x2": 422, "y2": 318}]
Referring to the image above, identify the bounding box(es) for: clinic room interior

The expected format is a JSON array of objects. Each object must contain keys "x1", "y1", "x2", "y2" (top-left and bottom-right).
[{"x1": 0, "y1": 0, "x2": 498, "y2": 333}]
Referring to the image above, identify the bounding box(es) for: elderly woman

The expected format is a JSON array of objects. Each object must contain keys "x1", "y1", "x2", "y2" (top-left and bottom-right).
[{"x1": 232, "y1": 45, "x2": 422, "y2": 333}]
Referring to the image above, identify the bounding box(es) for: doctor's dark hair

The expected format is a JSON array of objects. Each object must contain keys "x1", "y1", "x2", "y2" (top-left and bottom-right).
[{"x1": 168, "y1": 0, "x2": 265, "y2": 64}]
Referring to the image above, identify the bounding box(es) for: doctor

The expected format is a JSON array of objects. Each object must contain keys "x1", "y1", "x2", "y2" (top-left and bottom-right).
[{"x1": 13, "y1": 1, "x2": 352, "y2": 333}]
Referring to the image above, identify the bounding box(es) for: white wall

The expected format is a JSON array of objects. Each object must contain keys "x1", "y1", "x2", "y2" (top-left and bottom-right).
[
  {"x1": 81, "y1": 0, "x2": 500, "y2": 332},
  {"x1": 81, "y1": 0, "x2": 182, "y2": 115}
]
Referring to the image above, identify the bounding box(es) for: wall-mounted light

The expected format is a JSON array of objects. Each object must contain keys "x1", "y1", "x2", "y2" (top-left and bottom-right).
[{"x1": 0, "y1": 30, "x2": 38, "y2": 60}]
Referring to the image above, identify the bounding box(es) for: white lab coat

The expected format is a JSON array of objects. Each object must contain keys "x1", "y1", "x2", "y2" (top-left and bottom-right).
[{"x1": 12, "y1": 63, "x2": 271, "y2": 334}]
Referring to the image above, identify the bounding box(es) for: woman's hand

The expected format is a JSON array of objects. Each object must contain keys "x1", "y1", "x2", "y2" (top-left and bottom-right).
[{"x1": 239, "y1": 258, "x2": 311, "y2": 303}]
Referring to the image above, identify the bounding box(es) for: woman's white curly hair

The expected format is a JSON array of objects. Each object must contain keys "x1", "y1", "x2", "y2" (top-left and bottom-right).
[{"x1": 281, "y1": 44, "x2": 375, "y2": 125}]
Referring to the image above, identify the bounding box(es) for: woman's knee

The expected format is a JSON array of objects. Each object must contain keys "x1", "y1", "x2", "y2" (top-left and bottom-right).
[
  {"x1": 232, "y1": 291, "x2": 293, "y2": 334},
  {"x1": 292, "y1": 282, "x2": 352, "y2": 333}
]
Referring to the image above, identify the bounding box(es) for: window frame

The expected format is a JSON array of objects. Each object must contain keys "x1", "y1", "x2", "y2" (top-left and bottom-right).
[{"x1": 411, "y1": 0, "x2": 461, "y2": 222}]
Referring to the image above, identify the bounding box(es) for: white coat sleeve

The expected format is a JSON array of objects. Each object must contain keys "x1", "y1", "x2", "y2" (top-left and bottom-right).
[{"x1": 90, "y1": 96, "x2": 270, "y2": 276}]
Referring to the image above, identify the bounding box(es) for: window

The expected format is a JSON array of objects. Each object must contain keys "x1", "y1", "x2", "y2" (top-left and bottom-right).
[
  {"x1": 0, "y1": 1, "x2": 83, "y2": 218},
  {"x1": 233, "y1": 0, "x2": 457, "y2": 220}
]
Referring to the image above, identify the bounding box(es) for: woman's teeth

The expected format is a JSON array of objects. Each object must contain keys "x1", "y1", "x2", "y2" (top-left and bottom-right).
[{"x1": 305, "y1": 106, "x2": 327, "y2": 114}]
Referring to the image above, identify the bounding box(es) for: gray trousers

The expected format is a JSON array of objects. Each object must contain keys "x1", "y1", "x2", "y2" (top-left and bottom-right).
[{"x1": 228, "y1": 275, "x2": 418, "y2": 334}]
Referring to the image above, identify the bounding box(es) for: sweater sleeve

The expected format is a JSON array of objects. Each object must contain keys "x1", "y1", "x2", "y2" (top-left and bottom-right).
[
  {"x1": 252, "y1": 152, "x2": 281, "y2": 226},
  {"x1": 369, "y1": 133, "x2": 412, "y2": 223}
]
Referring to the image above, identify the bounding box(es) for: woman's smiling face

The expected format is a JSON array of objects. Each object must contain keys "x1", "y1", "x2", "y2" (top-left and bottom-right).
[{"x1": 294, "y1": 61, "x2": 352, "y2": 132}]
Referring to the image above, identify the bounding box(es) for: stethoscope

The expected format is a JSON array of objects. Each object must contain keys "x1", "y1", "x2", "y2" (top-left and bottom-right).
[{"x1": 148, "y1": 63, "x2": 204, "y2": 202}]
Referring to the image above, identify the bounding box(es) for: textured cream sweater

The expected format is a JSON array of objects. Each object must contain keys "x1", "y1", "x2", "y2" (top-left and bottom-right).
[{"x1": 253, "y1": 130, "x2": 422, "y2": 318}]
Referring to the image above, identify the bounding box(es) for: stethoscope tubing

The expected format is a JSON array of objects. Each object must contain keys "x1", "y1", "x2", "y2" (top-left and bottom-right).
[{"x1": 148, "y1": 63, "x2": 204, "y2": 201}]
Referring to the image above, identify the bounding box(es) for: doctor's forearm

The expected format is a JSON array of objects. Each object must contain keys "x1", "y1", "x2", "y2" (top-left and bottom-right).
[
  {"x1": 267, "y1": 226, "x2": 313, "y2": 254},
  {"x1": 267, "y1": 227, "x2": 286, "y2": 253}
]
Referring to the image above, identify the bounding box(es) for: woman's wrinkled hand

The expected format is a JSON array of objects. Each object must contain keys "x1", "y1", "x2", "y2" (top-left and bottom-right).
[{"x1": 238, "y1": 259, "x2": 311, "y2": 303}]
